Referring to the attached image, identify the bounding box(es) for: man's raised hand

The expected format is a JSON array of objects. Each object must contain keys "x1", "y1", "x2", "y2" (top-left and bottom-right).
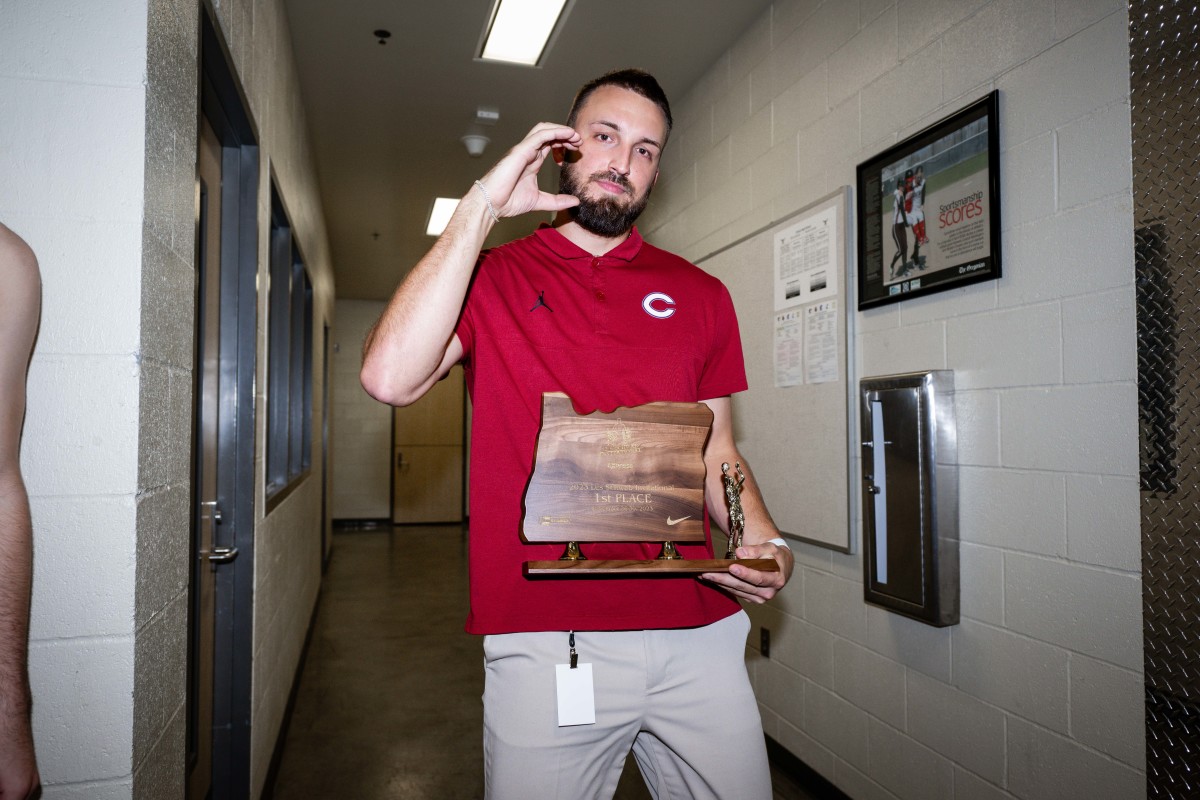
[{"x1": 477, "y1": 123, "x2": 582, "y2": 219}]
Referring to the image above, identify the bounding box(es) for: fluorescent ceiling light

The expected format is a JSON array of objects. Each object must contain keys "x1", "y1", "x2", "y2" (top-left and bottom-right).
[
  {"x1": 479, "y1": 0, "x2": 570, "y2": 66},
  {"x1": 426, "y1": 197, "x2": 460, "y2": 236}
]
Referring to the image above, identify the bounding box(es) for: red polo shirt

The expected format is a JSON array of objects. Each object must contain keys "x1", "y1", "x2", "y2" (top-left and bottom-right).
[{"x1": 456, "y1": 225, "x2": 747, "y2": 634}]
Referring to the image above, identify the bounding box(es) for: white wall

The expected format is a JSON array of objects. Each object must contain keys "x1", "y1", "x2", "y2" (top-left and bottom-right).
[
  {"x1": 1, "y1": 0, "x2": 336, "y2": 797},
  {"x1": 640, "y1": 2, "x2": 1143, "y2": 798},
  {"x1": 330, "y1": 299, "x2": 393, "y2": 520},
  {"x1": 1, "y1": 1, "x2": 150, "y2": 797}
]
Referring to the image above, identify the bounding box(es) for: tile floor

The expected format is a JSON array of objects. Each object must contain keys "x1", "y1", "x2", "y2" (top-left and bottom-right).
[{"x1": 271, "y1": 527, "x2": 818, "y2": 799}]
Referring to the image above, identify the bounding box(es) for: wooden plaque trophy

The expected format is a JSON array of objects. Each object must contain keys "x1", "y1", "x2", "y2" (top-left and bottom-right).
[{"x1": 522, "y1": 392, "x2": 779, "y2": 575}]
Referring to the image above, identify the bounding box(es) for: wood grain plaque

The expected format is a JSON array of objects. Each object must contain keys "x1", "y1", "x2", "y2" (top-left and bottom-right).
[{"x1": 522, "y1": 393, "x2": 778, "y2": 576}]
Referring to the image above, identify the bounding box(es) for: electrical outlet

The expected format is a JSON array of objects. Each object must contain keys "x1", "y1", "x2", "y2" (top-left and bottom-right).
[{"x1": 760, "y1": 627, "x2": 770, "y2": 658}]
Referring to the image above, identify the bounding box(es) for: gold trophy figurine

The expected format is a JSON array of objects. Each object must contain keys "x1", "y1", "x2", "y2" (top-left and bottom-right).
[{"x1": 722, "y1": 461, "x2": 747, "y2": 559}]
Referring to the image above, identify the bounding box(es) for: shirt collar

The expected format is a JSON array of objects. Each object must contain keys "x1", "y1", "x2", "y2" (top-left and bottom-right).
[{"x1": 533, "y1": 224, "x2": 644, "y2": 263}]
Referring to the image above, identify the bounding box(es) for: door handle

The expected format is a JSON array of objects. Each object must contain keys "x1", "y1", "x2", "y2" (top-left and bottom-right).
[{"x1": 208, "y1": 545, "x2": 239, "y2": 564}]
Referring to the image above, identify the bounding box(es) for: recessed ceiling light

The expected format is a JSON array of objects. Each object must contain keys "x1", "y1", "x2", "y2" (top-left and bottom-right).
[
  {"x1": 477, "y1": 0, "x2": 572, "y2": 67},
  {"x1": 426, "y1": 197, "x2": 460, "y2": 236}
]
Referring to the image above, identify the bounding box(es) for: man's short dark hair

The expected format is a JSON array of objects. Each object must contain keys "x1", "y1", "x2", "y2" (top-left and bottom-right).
[{"x1": 567, "y1": 69, "x2": 673, "y2": 139}]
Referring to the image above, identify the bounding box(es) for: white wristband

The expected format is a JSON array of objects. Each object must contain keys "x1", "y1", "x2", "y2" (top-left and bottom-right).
[
  {"x1": 767, "y1": 537, "x2": 790, "y2": 550},
  {"x1": 473, "y1": 180, "x2": 500, "y2": 222}
]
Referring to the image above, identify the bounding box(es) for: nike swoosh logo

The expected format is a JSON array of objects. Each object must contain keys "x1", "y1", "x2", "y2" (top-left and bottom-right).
[{"x1": 666, "y1": 516, "x2": 691, "y2": 526}]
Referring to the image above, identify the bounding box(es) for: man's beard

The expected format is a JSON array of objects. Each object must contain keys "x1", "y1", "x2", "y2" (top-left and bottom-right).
[{"x1": 558, "y1": 162, "x2": 652, "y2": 237}]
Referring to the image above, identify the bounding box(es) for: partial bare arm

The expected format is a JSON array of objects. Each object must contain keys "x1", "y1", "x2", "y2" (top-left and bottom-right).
[
  {"x1": 360, "y1": 123, "x2": 582, "y2": 406},
  {"x1": 699, "y1": 397, "x2": 794, "y2": 603},
  {"x1": 0, "y1": 223, "x2": 42, "y2": 799}
]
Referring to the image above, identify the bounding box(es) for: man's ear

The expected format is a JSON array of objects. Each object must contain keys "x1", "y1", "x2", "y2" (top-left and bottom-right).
[
  {"x1": 652, "y1": 170, "x2": 660, "y2": 188},
  {"x1": 552, "y1": 144, "x2": 565, "y2": 166}
]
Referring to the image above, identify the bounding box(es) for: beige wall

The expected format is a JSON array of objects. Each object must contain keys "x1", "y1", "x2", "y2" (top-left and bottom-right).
[
  {"x1": 2, "y1": 0, "x2": 335, "y2": 796},
  {"x1": 641, "y1": 1, "x2": 1142, "y2": 797},
  {"x1": 235, "y1": 5, "x2": 333, "y2": 795},
  {"x1": 330, "y1": 299, "x2": 393, "y2": 520}
]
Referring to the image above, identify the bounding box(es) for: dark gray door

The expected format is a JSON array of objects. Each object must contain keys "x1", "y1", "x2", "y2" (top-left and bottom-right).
[{"x1": 188, "y1": 113, "x2": 225, "y2": 800}]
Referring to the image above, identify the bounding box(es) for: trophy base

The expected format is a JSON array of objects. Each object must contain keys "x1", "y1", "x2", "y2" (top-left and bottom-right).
[{"x1": 523, "y1": 558, "x2": 779, "y2": 576}]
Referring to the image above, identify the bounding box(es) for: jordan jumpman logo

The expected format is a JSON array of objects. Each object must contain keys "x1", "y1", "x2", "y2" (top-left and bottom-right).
[{"x1": 530, "y1": 291, "x2": 553, "y2": 312}]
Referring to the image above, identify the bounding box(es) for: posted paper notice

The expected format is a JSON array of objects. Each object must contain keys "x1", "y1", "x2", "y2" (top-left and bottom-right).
[
  {"x1": 774, "y1": 205, "x2": 839, "y2": 310},
  {"x1": 774, "y1": 309, "x2": 804, "y2": 387},
  {"x1": 805, "y1": 301, "x2": 839, "y2": 384}
]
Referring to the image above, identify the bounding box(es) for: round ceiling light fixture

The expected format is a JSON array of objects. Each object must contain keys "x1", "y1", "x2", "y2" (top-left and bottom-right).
[
  {"x1": 373, "y1": 29, "x2": 391, "y2": 45},
  {"x1": 461, "y1": 134, "x2": 490, "y2": 158}
]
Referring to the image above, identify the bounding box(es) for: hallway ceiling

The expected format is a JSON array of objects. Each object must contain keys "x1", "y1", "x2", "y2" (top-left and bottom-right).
[{"x1": 284, "y1": 0, "x2": 774, "y2": 300}]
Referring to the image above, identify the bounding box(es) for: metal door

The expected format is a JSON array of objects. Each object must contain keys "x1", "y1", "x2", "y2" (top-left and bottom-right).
[{"x1": 188, "y1": 114, "x2": 236, "y2": 800}]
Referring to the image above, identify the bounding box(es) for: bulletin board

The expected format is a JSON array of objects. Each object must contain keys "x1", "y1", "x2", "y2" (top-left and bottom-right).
[{"x1": 696, "y1": 187, "x2": 855, "y2": 552}]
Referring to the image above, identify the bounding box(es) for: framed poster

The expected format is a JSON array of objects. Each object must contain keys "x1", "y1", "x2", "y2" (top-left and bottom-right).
[{"x1": 856, "y1": 90, "x2": 1000, "y2": 309}]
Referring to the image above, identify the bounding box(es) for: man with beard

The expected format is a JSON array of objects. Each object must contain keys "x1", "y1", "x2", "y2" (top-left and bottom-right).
[{"x1": 362, "y1": 70, "x2": 792, "y2": 799}]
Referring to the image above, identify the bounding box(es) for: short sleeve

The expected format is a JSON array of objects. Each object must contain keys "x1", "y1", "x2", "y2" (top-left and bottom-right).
[
  {"x1": 454, "y1": 252, "x2": 491, "y2": 362},
  {"x1": 696, "y1": 282, "x2": 748, "y2": 399},
  {"x1": 454, "y1": 302, "x2": 474, "y2": 361}
]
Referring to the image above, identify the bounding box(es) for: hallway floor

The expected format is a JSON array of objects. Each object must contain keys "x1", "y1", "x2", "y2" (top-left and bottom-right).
[{"x1": 272, "y1": 527, "x2": 818, "y2": 799}]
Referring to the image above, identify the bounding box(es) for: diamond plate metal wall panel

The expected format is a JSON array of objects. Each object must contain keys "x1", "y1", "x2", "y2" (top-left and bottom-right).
[{"x1": 1133, "y1": 3, "x2": 1200, "y2": 797}]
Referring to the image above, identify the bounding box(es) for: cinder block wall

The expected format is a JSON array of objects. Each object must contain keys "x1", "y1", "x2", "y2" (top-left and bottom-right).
[
  {"x1": 640, "y1": 2, "x2": 1143, "y2": 797},
  {"x1": 330, "y1": 299, "x2": 392, "y2": 521},
  {"x1": 1, "y1": 2, "x2": 150, "y2": 796},
  {"x1": 1, "y1": 0, "x2": 335, "y2": 796}
]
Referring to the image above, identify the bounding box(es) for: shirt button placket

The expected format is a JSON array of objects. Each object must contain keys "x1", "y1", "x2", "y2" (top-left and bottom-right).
[{"x1": 591, "y1": 258, "x2": 608, "y2": 334}]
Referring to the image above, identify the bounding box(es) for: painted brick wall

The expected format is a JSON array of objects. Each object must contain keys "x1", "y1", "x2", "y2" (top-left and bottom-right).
[
  {"x1": 0, "y1": 1, "x2": 149, "y2": 796},
  {"x1": 1, "y1": 0, "x2": 335, "y2": 796},
  {"x1": 639, "y1": 1, "x2": 1143, "y2": 798}
]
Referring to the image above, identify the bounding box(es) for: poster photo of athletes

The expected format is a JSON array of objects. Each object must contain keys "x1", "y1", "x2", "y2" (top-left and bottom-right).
[{"x1": 856, "y1": 91, "x2": 1001, "y2": 309}]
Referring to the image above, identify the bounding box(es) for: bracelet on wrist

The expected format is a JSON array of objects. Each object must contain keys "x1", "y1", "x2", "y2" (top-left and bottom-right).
[
  {"x1": 766, "y1": 536, "x2": 790, "y2": 550},
  {"x1": 473, "y1": 180, "x2": 500, "y2": 222}
]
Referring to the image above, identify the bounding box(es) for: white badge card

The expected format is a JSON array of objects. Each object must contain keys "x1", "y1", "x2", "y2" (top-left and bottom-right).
[{"x1": 555, "y1": 663, "x2": 596, "y2": 726}]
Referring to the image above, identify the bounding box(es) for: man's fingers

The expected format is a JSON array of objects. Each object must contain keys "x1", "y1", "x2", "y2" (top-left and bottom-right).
[
  {"x1": 521, "y1": 123, "x2": 581, "y2": 152},
  {"x1": 701, "y1": 555, "x2": 790, "y2": 605},
  {"x1": 477, "y1": 123, "x2": 582, "y2": 217},
  {"x1": 702, "y1": 568, "x2": 778, "y2": 593},
  {"x1": 735, "y1": 542, "x2": 795, "y2": 584},
  {"x1": 700, "y1": 571, "x2": 775, "y2": 604},
  {"x1": 730, "y1": 566, "x2": 779, "y2": 591}
]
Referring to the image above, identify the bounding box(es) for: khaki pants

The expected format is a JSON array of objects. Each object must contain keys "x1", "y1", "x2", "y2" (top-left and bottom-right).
[{"x1": 482, "y1": 610, "x2": 771, "y2": 800}]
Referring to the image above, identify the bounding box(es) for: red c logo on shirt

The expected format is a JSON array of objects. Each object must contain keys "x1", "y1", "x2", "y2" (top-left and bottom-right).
[{"x1": 642, "y1": 292, "x2": 676, "y2": 319}]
